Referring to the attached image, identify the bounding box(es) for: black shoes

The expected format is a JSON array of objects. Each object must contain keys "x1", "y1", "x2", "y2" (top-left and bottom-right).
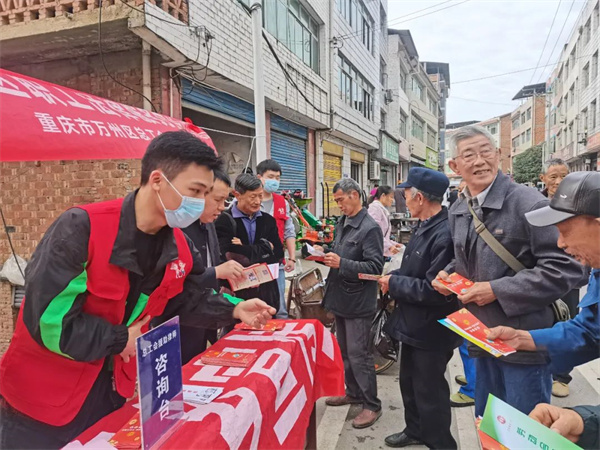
[{"x1": 384, "y1": 432, "x2": 424, "y2": 448}]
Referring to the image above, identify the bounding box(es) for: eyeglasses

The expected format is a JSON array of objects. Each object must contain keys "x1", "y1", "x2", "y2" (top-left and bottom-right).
[{"x1": 455, "y1": 148, "x2": 497, "y2": 164}]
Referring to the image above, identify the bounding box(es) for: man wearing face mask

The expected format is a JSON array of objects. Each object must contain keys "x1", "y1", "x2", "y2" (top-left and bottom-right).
[
  {"x1": 0, "y1": 132, "x2": 276, "y2": 449},
  {"x1": 157, "y1": 170, "x2": 248, "y2": 364},
  {"x1": 256, "y1": 159, "x2": 296, "y2": 318}
]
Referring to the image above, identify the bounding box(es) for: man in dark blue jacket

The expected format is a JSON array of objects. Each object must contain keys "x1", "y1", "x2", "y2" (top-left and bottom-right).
[
  {"x1": 489, "y1": 171, "x2": 599, "y2": 449},
  {"x1": 379, "y1": 168, "x2": 461, "y2": 449}
]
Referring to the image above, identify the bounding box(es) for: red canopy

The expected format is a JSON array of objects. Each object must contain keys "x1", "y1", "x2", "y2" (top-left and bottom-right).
[{"x1": 0, "y1": 69, "x2": 215, "y2": 162}]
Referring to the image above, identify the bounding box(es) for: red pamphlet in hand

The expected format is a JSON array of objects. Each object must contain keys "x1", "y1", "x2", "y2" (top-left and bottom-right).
[
  {"x1": 200, "y1": 349, "x2": 258, "y2": 368},
  {"x1": 437, "y1": 272, "x2": 475, "y2": 295}
]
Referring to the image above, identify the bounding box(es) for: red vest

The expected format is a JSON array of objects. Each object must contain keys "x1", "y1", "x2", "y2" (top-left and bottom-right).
[
  {"x1": 272, "y1": 193, "x2": 289, "y2": 244},
  {"x1": 0, "y1": 199, "x2": 192, "y2": 426}
]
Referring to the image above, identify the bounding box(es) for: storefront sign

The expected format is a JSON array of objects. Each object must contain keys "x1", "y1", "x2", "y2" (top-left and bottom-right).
[
  {"x1": 587, "y1": 132, "x2": 600, "y2": 152},
  {"x1": 380, "y1": 134, "x2": 400, "y2": 164},
  {"x1": 425, "y1": 147, "x2": 439, "y2": 169},
  {"x1": 480, "y1": 395, "x2": 582, "y2": 450},
  {"x1": 137, "y1": 316, "x2": 184, "y2": 450},
  {"x1": 0, "y1": 69, "x2": 214, "y2": 161}
]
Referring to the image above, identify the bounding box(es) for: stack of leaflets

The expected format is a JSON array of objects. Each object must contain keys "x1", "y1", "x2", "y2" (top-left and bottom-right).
[
  {"x1": 305, "y1": 244, "x2": 325, "y2": 262},
  {"x1": 437, "y1": 272, "x2": 475, "y2": 295},
  {"x1": 200, "y1": 349, "x2": 258, "y2": 368},
  {"x1": 109, "y1": 412, "x2": 141, "y2": 449},
  {"x1": 228, "y1": 263, "x2": 274, "y2": 291},
  {"x1": 234, "y1": 320, "x2": 284, "y2": 331},
  {"x1": 439, "y1": 309, "x2": 516, "y2": 358}
]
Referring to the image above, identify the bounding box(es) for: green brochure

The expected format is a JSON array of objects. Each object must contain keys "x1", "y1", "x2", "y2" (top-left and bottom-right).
[{"x1": 480, "y1": 395, "x2": 582, "y2": 450}]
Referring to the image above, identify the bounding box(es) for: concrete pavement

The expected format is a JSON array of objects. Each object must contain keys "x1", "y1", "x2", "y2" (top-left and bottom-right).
[{"x1": 289, "y1": 258, "x2": 600, "y2": 449}]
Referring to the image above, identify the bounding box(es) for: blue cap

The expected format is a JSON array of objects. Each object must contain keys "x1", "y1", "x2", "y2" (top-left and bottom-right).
[{"x1": 398, "y1": 167, "x2": 449, "y2": 198}]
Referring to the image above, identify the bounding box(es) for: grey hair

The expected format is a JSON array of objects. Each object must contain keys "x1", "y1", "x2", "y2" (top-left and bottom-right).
[
  {"x1": 542, "y1": 158, "x2": 568, "y2": 173},
  {"x1": 410, "y1": 187, "x2": 443, "y2": 204},
  {"x1": 333, "y1": 178, "x2": 361, "y2": 195},
  {"x1": 448, "y1": 125, "x2": 496, "y2": 158}
]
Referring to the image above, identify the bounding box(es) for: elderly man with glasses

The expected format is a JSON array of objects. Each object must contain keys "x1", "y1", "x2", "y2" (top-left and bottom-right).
[{"x1": 432, "y1": 125, "x2": 587, "y2": 418}]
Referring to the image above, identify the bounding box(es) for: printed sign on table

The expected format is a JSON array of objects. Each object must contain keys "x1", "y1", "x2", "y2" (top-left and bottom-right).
[
  {"x1": 480, "y1": 394, "x2": 582, "y2": 450},
  {"x1": 136, "y1": 316, "x2": 184, "y2": 450}
]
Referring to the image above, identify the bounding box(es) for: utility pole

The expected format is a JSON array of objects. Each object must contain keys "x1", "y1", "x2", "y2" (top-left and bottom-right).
[{"x1": 250, "y1": 0, "x2": 268, "y2": 163}]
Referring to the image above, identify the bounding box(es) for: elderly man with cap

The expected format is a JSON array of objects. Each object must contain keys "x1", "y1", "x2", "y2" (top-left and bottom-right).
[
  {"x1": 488, "y1": 171, "x2": 599, "y2": 449},
  {"x1": 378, "y1": 168, "x2": 461, "y2": 449}
]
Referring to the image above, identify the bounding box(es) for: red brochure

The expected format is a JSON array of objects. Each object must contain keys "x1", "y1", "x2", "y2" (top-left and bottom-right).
[
  {"x1": 200, "y1": 349, "x2": 258, "y2": 368},
  {"x1": 438, "y1": 272, "x2": 475, "y2": 295},
  {"x1": 108, "y1": 412, "x2": 141, "y2": 449},
  {"x1": 439, "y1": 309, "x2": 516, "y2": 358},
  {"x1": 234, "y1": 320, "x2": 284, "y2": 331}
]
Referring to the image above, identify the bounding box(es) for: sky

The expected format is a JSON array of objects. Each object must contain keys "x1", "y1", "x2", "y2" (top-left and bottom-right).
[{"x1": 386, "y1": 0, "x2": 586, "y2": 123}]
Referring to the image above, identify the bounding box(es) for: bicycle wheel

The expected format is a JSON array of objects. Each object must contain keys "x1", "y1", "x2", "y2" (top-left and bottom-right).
[{"x1": 374, "y1": 355, "x2": 395, "y2": 374}]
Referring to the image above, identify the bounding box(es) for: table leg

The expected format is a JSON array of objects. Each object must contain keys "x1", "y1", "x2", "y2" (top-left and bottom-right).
[{"x1": 305, "y1": 402, "x2": 317, "y2": 450}]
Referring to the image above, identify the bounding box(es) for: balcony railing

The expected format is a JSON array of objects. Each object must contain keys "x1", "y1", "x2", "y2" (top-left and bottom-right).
[{"x1": 0, "y1": 0, "x2": 188, "y2": 26}]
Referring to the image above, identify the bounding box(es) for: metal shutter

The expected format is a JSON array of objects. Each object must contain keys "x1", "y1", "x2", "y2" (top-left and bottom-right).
[
  {"x1": 270, "y1": 131, "x2": 307, "y2": 194},
  {"x1": 323, "y1": 153, "x2": 342, "y2": 216}
]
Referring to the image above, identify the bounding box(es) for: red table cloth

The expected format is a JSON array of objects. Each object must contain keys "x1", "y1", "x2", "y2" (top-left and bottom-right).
[{"x1": 66, "y1": 320, "x2": 344, "y2": 450}]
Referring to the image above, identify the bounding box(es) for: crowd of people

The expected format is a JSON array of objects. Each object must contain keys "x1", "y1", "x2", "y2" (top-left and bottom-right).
[{"x1": 0, "y1": 125, "x2": 598, "y2": 450}]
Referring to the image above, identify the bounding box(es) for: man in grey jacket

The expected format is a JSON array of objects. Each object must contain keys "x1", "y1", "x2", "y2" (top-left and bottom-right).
[
  {"x1": 319, "y1": 178, "x2": 384, "y2": 429},
  {"x1": 433, "y1": 125, "x2": 587, "y2": 418}
]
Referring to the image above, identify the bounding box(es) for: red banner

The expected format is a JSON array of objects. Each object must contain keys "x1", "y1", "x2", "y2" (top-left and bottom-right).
[
  {"x1": 0, "y1": 69, "x2": 214, "y2": 162},
  {"x1": 68, "y1": 320, "x2": 345, "y2": 450}
]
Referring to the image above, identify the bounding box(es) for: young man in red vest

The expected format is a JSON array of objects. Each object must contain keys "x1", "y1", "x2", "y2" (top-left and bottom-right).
[
  {"x1": 256, "y1": 159, "x2": 296, "y2": 318},
  {"x1": 0, "y1": 131, "x2": 275, "y2": 448}
]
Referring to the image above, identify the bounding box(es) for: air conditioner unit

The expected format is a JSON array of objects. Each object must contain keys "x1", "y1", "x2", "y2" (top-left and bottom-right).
[
  {"x1": 384, "y1": 89, "x2": 394, "y2": 104},
  {"x1": 369, "y1": 160, "x2": 381, "y2": 180}
]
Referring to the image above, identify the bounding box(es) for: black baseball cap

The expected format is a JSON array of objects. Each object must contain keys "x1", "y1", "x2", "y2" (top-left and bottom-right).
[
  {"x1": 526, "y1": 171, "x2": 600, "y2": 227},
  {"x1": 398, "y1": 167, "x2": 449, "y2": 198}
]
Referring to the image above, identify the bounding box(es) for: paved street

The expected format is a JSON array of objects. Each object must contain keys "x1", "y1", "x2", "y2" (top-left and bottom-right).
[{"x1": 291, "y1": 259, "x2": 600, "y2": 449}]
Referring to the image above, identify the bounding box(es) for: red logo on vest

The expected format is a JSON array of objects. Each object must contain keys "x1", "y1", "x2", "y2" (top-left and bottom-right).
[{"x1": 170, "y1": 260, "x2": 186, "y2": 279}]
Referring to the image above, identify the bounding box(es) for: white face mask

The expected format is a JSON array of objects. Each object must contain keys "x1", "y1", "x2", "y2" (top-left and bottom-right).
[{"x1": 157, "y1": 173, "x2": 205, "y2": 228}]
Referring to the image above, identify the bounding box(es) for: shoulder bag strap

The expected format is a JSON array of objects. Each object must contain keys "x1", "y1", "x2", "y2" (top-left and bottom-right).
[{"x1": 467, "y1": 202, "x2": 526, "y2": 273}]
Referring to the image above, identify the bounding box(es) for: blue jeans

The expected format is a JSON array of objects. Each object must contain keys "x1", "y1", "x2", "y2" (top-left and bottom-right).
[
  {"x1": 458, "y1": 341, "x2": 476, "y2": 398},
  {"x1": 276, "y1": 266, "x2": 288, "y2": 319},
  {"x1": 474, "y1": 357, "x2": 552, "y2": 417}
]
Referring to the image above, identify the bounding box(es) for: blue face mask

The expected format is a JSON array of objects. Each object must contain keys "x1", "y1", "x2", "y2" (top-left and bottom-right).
[
  {"x1": 157, "y1": 174, "x2": 205, "y2": 229},
  {"x1": 263, "y1": 179, "x2": 280, "y2": 194}
]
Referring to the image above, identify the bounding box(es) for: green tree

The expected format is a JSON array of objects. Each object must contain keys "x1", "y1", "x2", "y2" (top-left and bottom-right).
[{"x1": 512, "y1": 145, "x2": 543, "y2": 184}]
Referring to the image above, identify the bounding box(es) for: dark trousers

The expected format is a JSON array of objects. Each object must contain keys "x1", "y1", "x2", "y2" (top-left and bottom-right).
[
  {"x1": 335, "y1": 315, "x2": 381, "y2": 412},
  {"x1": 399, "y1": 344, "x2": 457, "y2": 450},
  {"x1": 553, "y1": 289, "x2": 580, "y2": 385},
  {"x1": 180, "y1": 325, "x2": 218, "y2": 365},
  {"x1": 474, "y1": 357, "x2": 552, "y2": 417},
  {"x1": 0, "y1": 368, "x2": 125, "y2": 449}
]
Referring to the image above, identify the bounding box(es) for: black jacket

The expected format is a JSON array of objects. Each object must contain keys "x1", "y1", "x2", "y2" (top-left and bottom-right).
[
  {"x1": 383, "y1": 208, "x2": 462, "y2": 351},
  {"x1": 322, "y1": 208, "x2": 384, "y2": 318},
  {"x1": 214, "y1": 209, "x2": 284, "y2": 309}
]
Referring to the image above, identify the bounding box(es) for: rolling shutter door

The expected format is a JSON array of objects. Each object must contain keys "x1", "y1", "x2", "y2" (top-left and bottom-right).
[
  {"x1": 323, "y1": 153, "x2": 342, "y2": 216},
  {"x1": 270, "y1": 131, "x2": 307, "y2": 194}
]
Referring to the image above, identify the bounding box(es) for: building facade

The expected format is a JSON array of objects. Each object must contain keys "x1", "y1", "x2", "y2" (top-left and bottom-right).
[
  {"x1": 547, "y1": 0, "x2": 600, "y2": 171},
  {"x1": 510, "y1": 84, "x2": 546, "y2": 167},
  {"x1": 387, "y1": 29, "x2": 443, "y2": 182}
]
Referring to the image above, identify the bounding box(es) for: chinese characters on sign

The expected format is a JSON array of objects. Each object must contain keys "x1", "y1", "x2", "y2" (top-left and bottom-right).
[
  {"x1": 0, "y1": 69, "x2": 215, "y2": 162},
  {"x1": 480, "y1": 394, "x2": 582, "y2": 450},
  {"x1": 136, "y1": 317, "x2": 184, "y2": 450}
]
